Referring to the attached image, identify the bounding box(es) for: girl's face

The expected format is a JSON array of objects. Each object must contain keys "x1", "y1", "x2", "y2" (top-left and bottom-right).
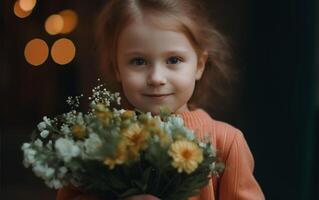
[{"x1": 116, "y1": 19, "x2": 207, "y2": 114}]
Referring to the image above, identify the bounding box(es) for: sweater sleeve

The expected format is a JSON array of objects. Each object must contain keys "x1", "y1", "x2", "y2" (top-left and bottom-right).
[
  {"x1": 218, "y1": 129, "x2": 265, "y2": 200},
  {"x1": 56, "y1": 185, "x2": 100, "y2": 200}
]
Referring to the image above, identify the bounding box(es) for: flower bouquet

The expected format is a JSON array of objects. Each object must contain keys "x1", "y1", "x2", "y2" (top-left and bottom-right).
[{"x1": 22, "y1": 82, "x2": 224, "y2": 200}]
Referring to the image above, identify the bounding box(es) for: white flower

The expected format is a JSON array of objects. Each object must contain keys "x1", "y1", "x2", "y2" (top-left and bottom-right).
[
  {"x1": 199, "y1": 142, "x2": 207, "y2": 148},
  {"x1": 64, "y1": 111, "x2": 77, "y2": 125},
  {"x1": 161, "y1": 123, "x2": 170, "y2": 135},
  {"x1": 46, "y1": 140, "x2": 53, "y2": 150},
  {"x1": 55, "y1": 138, "x2": 80, "y2": 162},
  {"x1": 169, "y1": 117, "x2": 184, "y2": 127},
  {"x1": 60, "y1": 124, "x2": 71, "y2": 135},
  {"x1": 57, "y1": 166, "x2": 68, "y2": 178},
  {"x1": 75, "y1": 113, "x2": 85, "y2": 125},
  {"x1": 45, "y1": 179, "x2": 63, "y2": 189},
  {"x1": 84, "y1": 133, "x2": 102, "y2": 155},
  {"x1": 22, "y1": 144, "x2": 36, "y2": 167},
  {"x1": 164, "y1": 116, "x2": 195, "y2": 140},
  {"x1": 184, "y1": 129, "x2": 195, "y2": 140},
  {"x1": 40, "y1": 130, "x2": 49, "y2": 138},
  {"x1": 118, "y1": 109, "x2": 126, "y2": 114},
  {"x1": 37, "y1": 122, "x2": 46, "y2": 131},
  {"x1": 37, "y1": 116, "x2": 52, "y2": 131},
  {"x1": 21, "y1": 143, "x2": 31, "y2": 150},
  {"x1": 208, "y1": 144, "x2": 217, "y2": 156},
  {"x1": 116, "y1": 95, "x2": 121, "y2": 105},
  {"x1": 43, "y1": 116, "x2": 52, "y2": 126},
  {"x1": 162, "y1": 117, "x2": 184, "y2": 134},
  {"x1": 33, "y1": 161, "x2": 55, "y2": 179},
  {"x1": 34, "y1": 139, "x2": 43, "y2": 147},
  {"x1": 209, "y1": 162, "x2": 216, "y2": 171}
]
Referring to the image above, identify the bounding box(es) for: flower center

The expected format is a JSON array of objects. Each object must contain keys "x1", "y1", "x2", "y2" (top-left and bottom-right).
[
  {"x1": 130, "y1": 133, "x2": 142, "y2": 145},
  {"x1": 181, "y1": 149, "x2": 192, "y2": 160}
]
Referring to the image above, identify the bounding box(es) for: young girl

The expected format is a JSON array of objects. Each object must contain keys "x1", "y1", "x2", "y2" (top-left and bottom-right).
[{"x1": 57, "y1": 0, "x2": 265, "y2": 199}]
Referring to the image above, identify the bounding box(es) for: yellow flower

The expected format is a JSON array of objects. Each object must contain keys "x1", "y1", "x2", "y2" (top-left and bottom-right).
[
  {"x1": 95, "y1": 110, "x2": 111, "y2": 126},
  {"x1": 122, "y1": 123, "x2": 149, "y2": 158},
  {"x1": 71, "y1": 125, "x2": 86, "y2": 139},
  {"x1": 147, "y1": 118, "x2": 159, "y2": 128},
  {"x1": 95, "y1": 103, "x2": 107, "y2": 112},
  {"x1": 121, "y1": 110, "x2": 135, "y2": 119},
  {"x1": 168, "y1": 140, "x2": 203, "y2": 174},
  {"x1": 104, "y1": 141, "x2": 128, "y2": 169}
]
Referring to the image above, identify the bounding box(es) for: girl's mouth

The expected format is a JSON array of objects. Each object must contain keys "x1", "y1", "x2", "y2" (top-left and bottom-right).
[
  {"x1": 144, "y1": 93, "x2": 172, "y2": 97},
  {"x1": 143, "y1": 93, "x2": 173, "y2": 101}
]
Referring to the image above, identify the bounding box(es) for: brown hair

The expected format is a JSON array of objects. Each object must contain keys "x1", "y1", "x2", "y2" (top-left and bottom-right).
[{"x1": 95, "y1": 0, "x2": 238, "y2": 117}]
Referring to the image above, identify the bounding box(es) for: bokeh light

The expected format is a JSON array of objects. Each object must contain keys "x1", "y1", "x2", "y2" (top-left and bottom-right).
[
  {"x1": 45, "y1": 14, "x2": 64, "y2": 35},
  {"x1": 51, "y1": 38, "x2": 76, "y2": 65},
  {"x1": 24, "y1": 38, "x2": 49, "y2": 66},
  {"x1": 59, "y1": 9, "x2": 78, "y2": 34},
  {"x1": 14, "y1": 1, "x2": 32, "y2": 18},
  {"x1": 18, "y1": 0, "x2": 37, "y2": 12}
]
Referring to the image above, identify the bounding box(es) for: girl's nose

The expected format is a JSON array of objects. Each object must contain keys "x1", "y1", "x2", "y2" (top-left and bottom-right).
[{"x1": 146, "y1": 65, "x2": 167, "y2": 86}]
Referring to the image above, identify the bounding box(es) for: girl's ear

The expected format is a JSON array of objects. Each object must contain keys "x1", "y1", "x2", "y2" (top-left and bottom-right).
[{"x1": 195, "y1": 50, "x2": 208, "y2": 80}]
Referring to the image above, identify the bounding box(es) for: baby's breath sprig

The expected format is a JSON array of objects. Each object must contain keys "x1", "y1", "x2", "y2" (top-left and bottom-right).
[
  {"x1": 88, "y1": 79, "x2": 121, "y2": 109},
  {"x1": 66, "y1": 94, "x2": 84, "y2": 110}
]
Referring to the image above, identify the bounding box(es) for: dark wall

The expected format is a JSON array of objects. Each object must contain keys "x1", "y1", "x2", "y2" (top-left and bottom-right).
[{"x1": 241, "y1": 1, "x2": 318, "y2": 199}]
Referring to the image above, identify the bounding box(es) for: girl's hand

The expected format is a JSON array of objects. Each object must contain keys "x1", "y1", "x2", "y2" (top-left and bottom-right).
[{"x1": 123, "y1": 194, "x2": 160, "y2": 200}]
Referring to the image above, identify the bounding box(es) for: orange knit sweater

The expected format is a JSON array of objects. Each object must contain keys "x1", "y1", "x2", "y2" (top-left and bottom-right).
[{"x1": 56, "y1": 109, "x2": 265, "y2": 200}]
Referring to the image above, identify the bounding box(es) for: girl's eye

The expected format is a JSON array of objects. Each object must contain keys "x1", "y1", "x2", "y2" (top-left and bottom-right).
[
  {"x1": 130, "y1": 57, "x2": 147, "y2": 65},
  {"x1": 167, "y1": 56, "x2": 183, "y2": 64}
]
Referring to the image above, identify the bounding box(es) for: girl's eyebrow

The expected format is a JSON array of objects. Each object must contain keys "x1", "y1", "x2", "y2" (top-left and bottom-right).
[
  {"x1": 124, "y1": 50, "x2": 189, "y2": 57},
  {"x1": 161, "y1": 50, "x2": 189, "y2": 56},
  {"x1": 123, "y1": 51, "x2": 144, "y2": 56}
]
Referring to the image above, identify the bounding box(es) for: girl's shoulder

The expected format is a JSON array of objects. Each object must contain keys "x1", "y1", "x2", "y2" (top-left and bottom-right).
[
  {"x1": 180, "y1": 108, "x2": 242, "y2": 138},
  {"x1": 180, "y1": 108, "x2": 247, "y2": 158}
]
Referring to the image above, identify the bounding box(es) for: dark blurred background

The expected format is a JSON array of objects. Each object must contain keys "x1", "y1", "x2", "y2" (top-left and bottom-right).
[{"x1": 1, "y1": 0, "x2": 318, "y2": 199}]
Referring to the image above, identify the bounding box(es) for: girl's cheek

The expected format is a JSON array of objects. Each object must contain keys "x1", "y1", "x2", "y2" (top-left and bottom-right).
[
  {"x1": 122, "y1": 74, "x2": 145, "y2": 91},
  {"x1": 173, "y1": 74, "x2": 196, "y2": 87}
]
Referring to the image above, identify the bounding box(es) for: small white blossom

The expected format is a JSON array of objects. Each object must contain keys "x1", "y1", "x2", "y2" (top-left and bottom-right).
[
  {"x1": 37, "y1": 122, "x2": 46, "y2": 131},
  {"x1": 169, "y1": 117, "x2": 184, "y2": 127},
  {"x1": 75, "y1": 113, "x2": 85, "y2": 125},
  {"x1": 34, "y1": 139, "x2": 43, "y2": 147},
  {"x1": 116, "y1": 95, "x2": 121, "y2": 105},
  {"x1": 84, "y1": 133, "x2": 102, "y2": 155},
  {"x1": 209, "y1": 162, "x2": 216, "y2": 171},
  {"x1": 55, "y1": 138, "x2": 80, "y2": 162},
  {"x1": 33, "y1": 161, "x2": 55, "y2": 179},
  {"x1": 199, "y1": 142, "x2": 207, "y2": 148},
  {"x1": 21, "y1": 143, "x2": 31, "y2": 150},
  {"x1": 57, "y1": 166, "x2": 68, "y2": 178},
  {"x1": 40, "y1": 130, "x2": 49, "y2": 138},
  {"x1": 43, "y1": 116, "x2": 52, "y2": 126},
  {"x1": 184, "y1": 129, "x2": 195, "y2": 140},
  {"x1": 46, "y1": 140, "x2": 53, "y2": 150},
  {"x1": 63, "y1": 112, "x2": 76, "y2": 125},
  {"x1": 209, "y1": 144, "x2": 217, "y2": 156},
  {"x1": 162, "y1": 123, "x2": 172, "y2": 136},
  {"x1": 46, "y1": 179, "x2": 63, "y2": 189},
  {"x1": 60, "y1": 124, "x2": 71, "y2": 135},
  {"x1": 22, "y1": 144, "x2": 36, "y2": 167}
]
